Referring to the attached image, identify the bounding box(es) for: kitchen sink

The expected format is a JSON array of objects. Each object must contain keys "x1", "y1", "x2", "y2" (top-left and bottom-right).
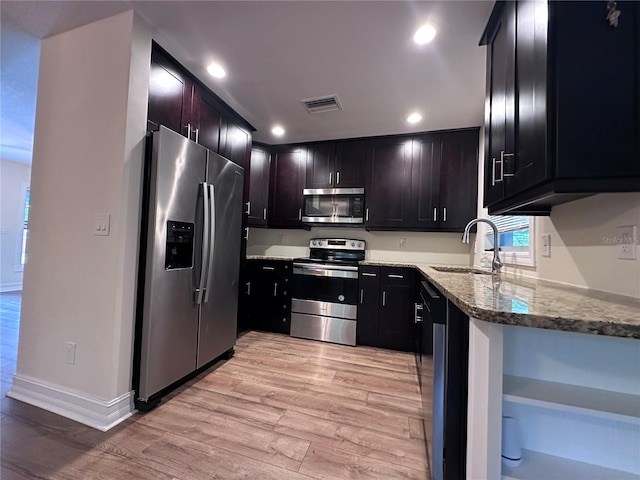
[{"x1": 430, "y1": 266, "x2": 493, "y2": 275}]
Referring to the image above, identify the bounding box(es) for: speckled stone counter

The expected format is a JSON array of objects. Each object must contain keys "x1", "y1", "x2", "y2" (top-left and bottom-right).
[
  {"x1": 360, "y1": 261, "x2": 640, "y2": 339},
  {"x1": 245, "y1": 255, "x2": 295, "y2": 261}
]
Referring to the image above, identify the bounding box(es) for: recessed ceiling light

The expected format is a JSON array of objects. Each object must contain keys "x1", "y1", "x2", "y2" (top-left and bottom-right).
[
  {"x1": 407, "y1": 112, "x2": 423, "y2": 124},
  {"x1": 207, "y1": 63, "x2": 226, "y2": 78},
  {"x1": 271, "y1": 125, "x2": 285, "y2": 137},
  {"x1": 414, "y1": 24, "x2": 436, "y2": 45}
]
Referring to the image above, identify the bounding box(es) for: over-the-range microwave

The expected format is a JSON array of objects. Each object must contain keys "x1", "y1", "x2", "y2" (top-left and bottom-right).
[{"x1": 301, "y1": 188, "x2": 365, "y2": 225}]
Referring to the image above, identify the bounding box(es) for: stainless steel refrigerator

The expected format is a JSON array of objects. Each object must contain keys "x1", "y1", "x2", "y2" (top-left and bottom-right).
[{"x1": 134, "y1": 125, "x2": 244, "y2": 410}]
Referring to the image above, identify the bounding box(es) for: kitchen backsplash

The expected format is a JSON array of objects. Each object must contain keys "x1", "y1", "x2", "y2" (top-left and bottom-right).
[
  {"x1": 246, "y1": 228, "x2": 474, "y2": 266},
  {"x1": 247, "y1": 193, "x2": 640, "y2": 299}
]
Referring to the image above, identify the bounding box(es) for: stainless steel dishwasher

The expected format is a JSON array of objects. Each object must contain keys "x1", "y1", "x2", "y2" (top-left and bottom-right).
[{"x1": 421, "y1": 279, "x2": 468, "y2": 480}]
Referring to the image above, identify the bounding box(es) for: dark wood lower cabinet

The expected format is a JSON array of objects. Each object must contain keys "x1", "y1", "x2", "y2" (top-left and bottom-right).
[
  {"x1": 356, "y1": 266, "x2": 381, "y2": 347},
  {"x1": 242, "y1": 260, "x2": 291, "y2": 335},
  {"x1": 357, "y1": 266, "x2": 414, "y2": 351}
]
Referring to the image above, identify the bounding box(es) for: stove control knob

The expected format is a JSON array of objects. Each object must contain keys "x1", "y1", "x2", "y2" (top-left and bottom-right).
[
  {"x1": 351, "y1": 242, "x2": 355, "y2": 247},
  {"x1": 318, "y1": 241, "x2": 323, "y2": 246},
  {"x1": 312, "y1": 241, "x2": 317, "y2": 246},
  {"x1": 358, "y1": 242, "x2": 363, "y2": 248}
]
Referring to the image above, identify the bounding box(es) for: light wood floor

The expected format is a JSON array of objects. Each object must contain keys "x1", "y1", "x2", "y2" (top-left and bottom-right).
[{"x1": 1, "y1": 327, "x2": 432, "y2": 479}]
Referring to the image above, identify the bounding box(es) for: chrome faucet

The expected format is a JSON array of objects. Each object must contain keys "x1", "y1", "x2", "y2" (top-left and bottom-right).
[{"x1": 462, "y1": 218, "x2": 502, "y2": 275}]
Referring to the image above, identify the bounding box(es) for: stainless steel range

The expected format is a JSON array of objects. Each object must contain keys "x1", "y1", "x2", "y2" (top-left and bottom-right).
[{"x1": 291, "y1": 238, "x2": 366, "y2": 346}]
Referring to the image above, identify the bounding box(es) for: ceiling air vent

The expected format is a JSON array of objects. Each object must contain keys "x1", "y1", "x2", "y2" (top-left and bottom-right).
[{"x1": 301, "y1": 95, "x2": 343, "y2": 114}]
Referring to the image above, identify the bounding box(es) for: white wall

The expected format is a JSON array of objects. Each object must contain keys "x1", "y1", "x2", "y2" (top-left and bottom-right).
[
  {"x1": 247, "y1": 227, "x2": 473, "y2": 265},
  {"x1": 532, "y1": 193, "x2": 640, "y2": 298},
  {"x1": 15, "y1": 11, "x2": 151, "y2": 403},
  {"x1": 486, "y1": 193, "x2": 640, "y2": 299},
  {"x1": 0, "y1": 159, "x2": 31, "y2": 291}
]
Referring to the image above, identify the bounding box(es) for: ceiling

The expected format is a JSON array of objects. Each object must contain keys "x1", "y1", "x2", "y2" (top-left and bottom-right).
[{"x1": 1, "y1": 0, "x2": 493, "y2": 161}]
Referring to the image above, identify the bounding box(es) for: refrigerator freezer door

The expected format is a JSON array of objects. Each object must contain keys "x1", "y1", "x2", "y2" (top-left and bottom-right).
[
  {"x1": 139, "y1": 126, "x2": 207, "y2": 400},
  {"x1": 197, "y1": 151, "x2": 244, "y2": 368}
]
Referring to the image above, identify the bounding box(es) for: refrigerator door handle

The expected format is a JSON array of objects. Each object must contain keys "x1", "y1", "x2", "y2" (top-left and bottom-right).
[
  {"x1": 204, "y1": 183, "x2": 216, "y2": 303},
  {"x1": 195, "y1": 182, "x2": 210, "y2": 305}
]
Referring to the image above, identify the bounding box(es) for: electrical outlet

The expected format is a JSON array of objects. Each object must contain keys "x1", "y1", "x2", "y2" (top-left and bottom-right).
[
  {"x1": 541, "y1": 234, "x2": 551, "y2": 257},
  {"x1": 399, "y1": 237, "x2": 406, "y2": 249},
  {"x1": 65, "y1": 342, "x2": 76, "y2": 365},
  {"x1": 617, "y1": 225, "x2": 637, "y2": 260}
]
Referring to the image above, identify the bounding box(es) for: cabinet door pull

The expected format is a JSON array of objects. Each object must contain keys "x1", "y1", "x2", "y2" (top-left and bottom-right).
[
  {"x1": 361, "y1": 272, "x2": 377, "y2": 277},
  {"x1": 433, "y1": 208, "x2": 437, "y2": 222},
  {"x1": 244, "y1": 227, "x2": 249, "y2": 241},
  {"x1": 298, "y1": 208, "x2": 302, "y2": 221},
  {"x1": 414, "y1": 303, "x2": 423, "y2": 323},
  {"x1": 194, "y1": 128, "x2": 199, "y2": 144},
  {"x1": 366, "y1": 208, "x2": 370, "y2": 222},
  {"x1": 246, "y1": 282, "x2": 251, "y2": 296},
  {"x1": 360, "y1": 289, "x2": 364, "y2": 304},
  {"x1": 388, "y1": 274, "x2": 404, "y2": 279},
  {"x1": 329, "y1": 172, "x2": 333, "y2": 185},
  {"x1": 273, "y1": 282, "x2": 278, "y2": 297},
  {"x1": 491, "y1": 157, "x2": 497, "y2": 186},
  {"x1": 262, "y1": 266, "x2": 275, "y2": 271},
  {"x1": 443, "y1": 207, "x2": 447, "y2": 222},
  {"x1": 382, "y1": 291, "x2": 386, "y2": 307},
  {"x1": 245, "y1": 201, "x2": 251, "y2": 215},
  {"x1": 185, "y1": 123, "x2": 192, "y2": 139},
  {"x1": 501, "y1": 151, "x2": 515, "y2": 178},
  {"x1": 336, "y1": 171, "x2": 340, "y2": 185},
  {"x1": 263, "y1": 208, "x2": 267, "y2": 220}
]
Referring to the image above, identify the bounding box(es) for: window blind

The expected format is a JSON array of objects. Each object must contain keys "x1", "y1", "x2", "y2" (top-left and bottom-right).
[{"x1": 486, "y1": 215, "x2": 529, "y2": 233}]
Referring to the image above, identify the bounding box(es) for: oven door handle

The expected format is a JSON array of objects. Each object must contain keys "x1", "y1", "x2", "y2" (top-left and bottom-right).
[{"x1": 293, "y1": 266, "x2": 358, "y2": 279}]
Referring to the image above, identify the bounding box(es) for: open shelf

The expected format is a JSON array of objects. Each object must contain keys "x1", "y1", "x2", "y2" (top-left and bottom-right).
[
  {"x1": 503, "y1": 375, "x2": 640, "y2": 425},
  {"x1": 502, "y1": 449, "x2": 639, "y2": 480}
]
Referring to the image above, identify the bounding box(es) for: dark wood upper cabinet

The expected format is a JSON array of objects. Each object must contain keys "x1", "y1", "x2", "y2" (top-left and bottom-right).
[
  {"x1": 221, "y1": 121, "x2": 252, "y2": 170},
  {"x1": 410, "y1": 133, "x2": 442, "y2": 230},
  {"x1": 147, "y1": 55, "x2": 190, "y2": 135},
  {"x1": 305, "y1": 143, "x2": 335, "y2": 189},
  {"x1": 248, "y1": 144, "x2": 270, "y2": 227},
  {"x1": 365, "y1": 130, "x2": 478, "y2": 232},
  {"x1": 365, "y1": 137, "x2": 413, "y2": 229},
  {"x1": 305, "y1": 140, "x2": 365, "y2": 189},
  {"x1": 269, "y1": 145, "x2": 307, "y2": 228},
  {"x1": 191, "y1": 85, "x2": 222, "y2": 153},
  {"x1": 334, "y1": 140, "x2": 366, "y2": 188},
  {"x1": 481, "y1": 0, "x2": 640, "y2": 214},
  {"x1": 483, "y1": 0, "x2": 515, "y2": 207},
  {"x1": 439, "y1": 130, "x2": 479, "y2": 231},
  {"x1": 147, "y1": 42, "x2": 254, "y2": 157}
]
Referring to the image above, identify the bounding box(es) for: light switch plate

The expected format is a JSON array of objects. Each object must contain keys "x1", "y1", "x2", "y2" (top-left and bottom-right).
[
  {"x1": 94, "y1": 214, "x2": 110, "y2": 236},
  {"x1": 541, "y1": 234, "x2": 551, "y2": 257},
  {"x1": 617, "y1": 225, "x2": 637, "y2": 260},
  {"x1": 399, "y1": 237, "x2": 406, "y2": 249}
]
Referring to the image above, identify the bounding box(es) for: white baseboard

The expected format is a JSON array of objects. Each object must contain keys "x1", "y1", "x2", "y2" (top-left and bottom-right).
[
  {"x1": 7, "y1": 374, "x2": 136, "y2": 431},
  {"x1": 0, "y1": 282, "x2": 22, "y2": 293}
]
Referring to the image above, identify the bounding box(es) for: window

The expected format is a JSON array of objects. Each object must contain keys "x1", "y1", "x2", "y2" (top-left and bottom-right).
[
  {"x1": 484, "y1": 214, "x2": 535, "y2": 267},
  {"x1": 19, "y1": 187, "x2": 30, "y2": 269}
]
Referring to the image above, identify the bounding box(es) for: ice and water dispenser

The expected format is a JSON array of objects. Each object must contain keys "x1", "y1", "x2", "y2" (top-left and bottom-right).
[{"x1": 165, "y1": 221, "x2": 194, "y2": 269}]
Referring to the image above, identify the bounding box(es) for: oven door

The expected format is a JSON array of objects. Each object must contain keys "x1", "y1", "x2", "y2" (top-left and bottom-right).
[
  {"x1": 292, "y1": 263, "x2": 358, "y2": 306},
  {"x1": 291, "y1": 263, "x2": 359, "y2": 345}
]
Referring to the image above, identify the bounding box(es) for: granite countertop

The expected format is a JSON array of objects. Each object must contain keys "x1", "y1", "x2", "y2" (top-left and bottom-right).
[
  {"x1": 246, "y1": 255, "x2": 296, "y2": 261},
  {"x1": 247, "y1": 256, "x2": 640, "y2": 338},
  {"x1": 363, "y1": 260, "x2": 640, "y2": 339}
]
